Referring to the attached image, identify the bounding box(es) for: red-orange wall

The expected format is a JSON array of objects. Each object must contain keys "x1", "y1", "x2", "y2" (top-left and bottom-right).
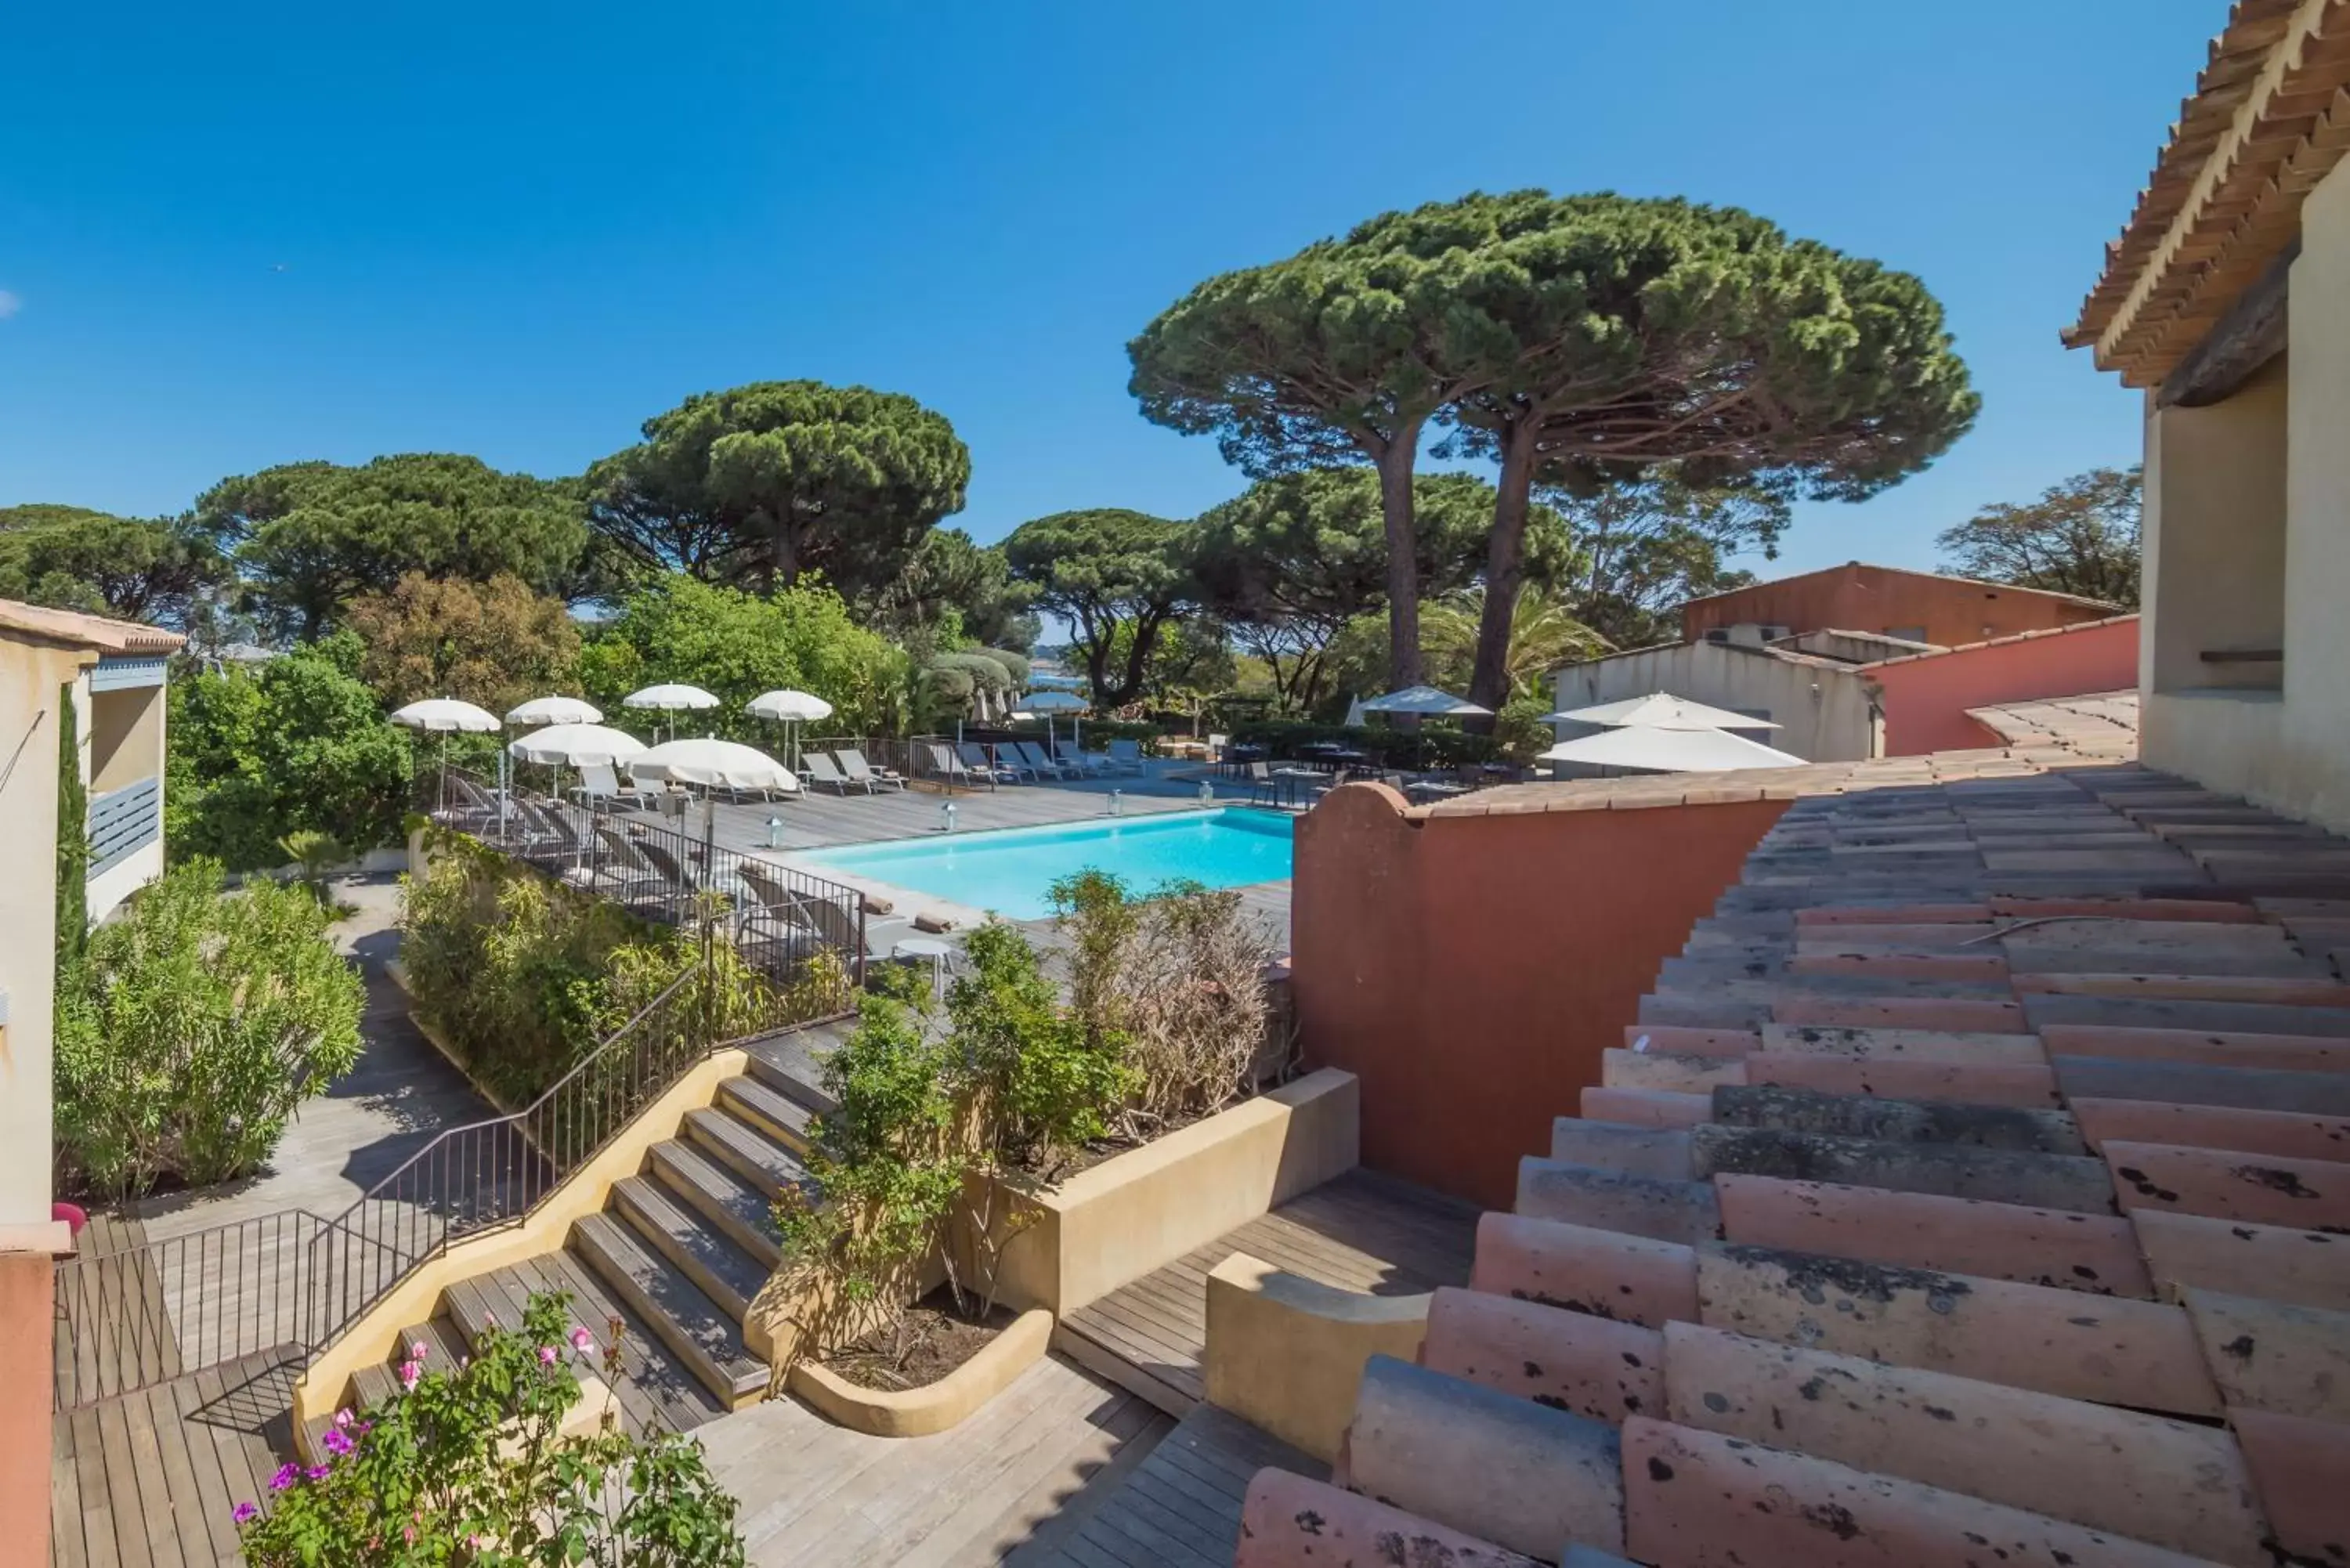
[
  {"x1": 1872, "y1": 617, "x2": 2140, "y2": 756},
  {"x1": 1290, "y1": 785, "x2": 1785, "y2": 1208},
  {"x1": 0, "y1": 1254, "x2": 51, "y2": 1568},
  {"x1": 1682, "y1": 564, "x2": 2112, "y2": 648}
]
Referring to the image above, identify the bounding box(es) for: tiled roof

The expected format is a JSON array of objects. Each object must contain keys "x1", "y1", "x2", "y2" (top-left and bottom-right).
[
  {"x1": 0, "y1": 597, "x2": 185, "y2": 655},
  {"x1": 1238, "y1": 745, "x2": 2350, "y2": 1566},
  {"x1": 2070, "y1": 0, "x2": 2350, "y2": 385},
  {"x1": 1857, "y1": 614, "x2": 2142, "y2": 671},
  {"x1": 1679, "y1": 562, "x2": 2122, "y2": 615}
]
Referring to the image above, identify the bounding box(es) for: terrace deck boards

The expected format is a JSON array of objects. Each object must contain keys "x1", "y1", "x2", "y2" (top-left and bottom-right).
[{"x1": 1058, "y1": 1168, "x2": 1479, "y2": 1414}]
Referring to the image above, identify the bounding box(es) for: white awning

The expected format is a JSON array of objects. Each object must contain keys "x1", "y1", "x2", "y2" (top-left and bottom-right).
[{"x1": 1539, "y1": 724, "x2": 1805, "y2": 774}]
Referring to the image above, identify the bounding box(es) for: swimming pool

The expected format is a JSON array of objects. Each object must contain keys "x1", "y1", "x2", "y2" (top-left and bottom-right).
[{"x1": 799, "y1": 808, "x2": 1294, "y2": 920}]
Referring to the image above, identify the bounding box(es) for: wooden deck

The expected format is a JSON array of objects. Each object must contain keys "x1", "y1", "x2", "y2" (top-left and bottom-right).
[
  {"x1": 1003, "y1": 1404, "x2": 1314, "y2": 1568},
  {"x1": 1057, "y1": 1169, "x2": 1480, "y2": 1414},
  {"x1": 695, "y1": 1352, "x2": 1170, "y2": 1567},
  {"x1": 52, "y1": 1346, "x2": 301, "y2": 1568}
]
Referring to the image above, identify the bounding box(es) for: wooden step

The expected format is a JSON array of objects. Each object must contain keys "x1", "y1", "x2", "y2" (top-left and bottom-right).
[
  {"x1": 743, "y1": 1050, "x2": 837, "y2": 1116},
  {"x1": 684, "y1": 1105, "x2": 815, "y2": 1199},
  {"x1": 609, "y1": 1173, "x2": 770, "y2": 1320},
  {"x1": 646, "y1": 1138, "x2": 783, "y2": 1268},
  {"x1": 569, "y1": 1211, "x2": 766, "y2": 1408},
  {"x1": 715, "y1": 1074, "x2": 817, "y2": 1154}
]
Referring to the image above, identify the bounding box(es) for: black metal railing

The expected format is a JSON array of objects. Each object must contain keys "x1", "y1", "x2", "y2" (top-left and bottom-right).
[{"x1": 54, "y1": 1208, "x2": 335, "y2": 1409}]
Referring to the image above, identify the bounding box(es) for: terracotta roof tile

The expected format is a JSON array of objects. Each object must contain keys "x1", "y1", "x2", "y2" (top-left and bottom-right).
[{"x1": 0, "y1": 596, "x2": 185, "y2": 655}]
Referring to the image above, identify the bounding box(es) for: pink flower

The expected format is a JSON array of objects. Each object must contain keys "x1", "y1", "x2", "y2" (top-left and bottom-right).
[
  {"x1": 333, "y1": 1407, "x2": 353, "y2": 1428},
  {"x1": 232, "y1": 1501, "x2": 258, "y2": 1525},
  {"x1": 397, "y1": 1359, "x2": 421, "y2": 1392},
  {"x1": 410, "y1": 1340, "x2": 429, "y2": 1361},
  {"x1": 269, "y1": 1463, "x2": 300, "y2": 1492},
  {"x1": 537, "y1": 1345, "x2": 559, "y2": 1366},
  {"x1": 569, "y1": 1326, "x2": 595, "y2": 1354},
  {"x1": 320, "y1": 1425, "x2": 353, "y2": 1458},
  {"x1": 305, "y1": 1465, "x2": 331, "y2": 1481}
]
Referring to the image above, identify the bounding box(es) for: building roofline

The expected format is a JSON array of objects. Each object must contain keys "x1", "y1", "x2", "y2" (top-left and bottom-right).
[
  {"x1": 0, "y1": 598, "x2": 187, "y2": 656},
  {"x1": 2069, "y1": 0, "x2": 2350, "y2": 385},
  {"x1": 1856, "y1": 612, "x2": 2141, "y2": 670},
  {"x1": 1676, "y1": 562, "x2": 2122, "y2": 615}
]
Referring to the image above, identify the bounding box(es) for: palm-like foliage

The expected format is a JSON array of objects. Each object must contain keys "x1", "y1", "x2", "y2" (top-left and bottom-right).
[{"x1": 1421, "y1": 589, "x2": 1610, "y2": 702}]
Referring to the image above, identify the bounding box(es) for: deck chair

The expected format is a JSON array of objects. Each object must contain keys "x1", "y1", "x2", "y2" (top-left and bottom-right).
[
  {"x1": 922, "y1": 742, "x2": 982, "y2": 789},
  {"x1": 574, "y1": 761, "x2": 656, "y2": 810},
  {"x1": 803, "y1": 753, "x2": 864, "y2": 794},
  {"x1": 1104, "y1": 739, "x2": 1148, "y2": 775},
  {"x1": 837, "y1": 749, "x2": 905, "y2": 791},
  {"x1": 1015, "y1": 740, "x2": 1078, "y2": 779},
  {"x1": 979, "y1": 741, "x2": 1036, "y2": 782},
  {"x1": 797, "y1": 887, "x2": 909, "y2": 968},
  {"x1": 1054, "y1": 741, "x2": 1114, "y2": 777},
  {"x1": 580, "y1": 826, "x2": 667, "y2": 899},
  {"x1": 735, "y1": 861, "x2": 827, "y2": 950},
  {"x1": 956, "y1": 742, "x2": 1021, "y2": 785}
]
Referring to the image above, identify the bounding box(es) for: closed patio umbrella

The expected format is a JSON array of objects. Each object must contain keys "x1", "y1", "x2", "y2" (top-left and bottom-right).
[
  {"x1": 1539, "y1": 724, "x2": 1803, "y2": 775},
  {"x1": 1544, "y1": 692, "x2": 1781, "y2": 732},
  {"x1": 1019, "y1": 688, "x2": 1089, "y2": 750}
]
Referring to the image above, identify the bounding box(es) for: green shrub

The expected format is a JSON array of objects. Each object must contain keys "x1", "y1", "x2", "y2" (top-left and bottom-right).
[
  {"x1": 238, "y1": 1289, "x2": 744, "y2": 1567},
  {"x1": 56, "y1": 681, "x2": 86, "y2": 965},
  {"x1": 168, "y1": 645, "x2": 414, "y2": 871},
  {"x1": 56, "y1": 860, "x2": 365, "y2": 1199},
  {"x1": 398, "y1": 841, "x2": 848, "y2": 1108}
]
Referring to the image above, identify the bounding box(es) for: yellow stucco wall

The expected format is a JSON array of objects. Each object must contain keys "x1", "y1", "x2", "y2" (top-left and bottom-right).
[
  {"x1": 0, "y1": 634, "x2": 92, "y2": 1225},
  {"x1": 2141, "y1": 156, "x2": 2350, "y2": 832}
]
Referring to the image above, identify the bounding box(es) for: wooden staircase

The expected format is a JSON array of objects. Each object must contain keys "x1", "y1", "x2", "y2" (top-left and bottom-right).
[{"x1": 321, "y1": 1050, "x2": 831, "y2": 1436}]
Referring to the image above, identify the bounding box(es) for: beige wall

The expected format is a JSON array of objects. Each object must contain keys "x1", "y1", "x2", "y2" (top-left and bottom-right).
[
  {"x1": 0, "y1": 632, "x2": 89, "y2": 1226},
  {"x1": 2143, "y1": 356, "x2": 2288, "y2": 694},
  {"x1": 88, "y1": 681, "x2": 163, "y2": 793},
  {"x1": 1550, "y1": 642, "x2": 1878, "y2": 762},
  {"x1": 2143, "y1": 157, "x2": 2350, "y2": 831}
]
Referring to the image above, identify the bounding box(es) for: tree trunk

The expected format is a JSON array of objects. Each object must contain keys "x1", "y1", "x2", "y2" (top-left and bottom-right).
[
  {"x1": 1373, "y1": 425, "x2": 1426, "y2": 693},
  {"x1": 1468, "y1": 420, "x2": 1540, "y2": 718},
  {"x1": 1110, "y1": 608, "x2": 1168, "y2": 708}
]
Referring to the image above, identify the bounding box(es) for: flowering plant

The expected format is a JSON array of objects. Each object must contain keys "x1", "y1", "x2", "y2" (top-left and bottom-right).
[{"x1": 237, "y1": 1290, "x2": 743, "y2": 1566}]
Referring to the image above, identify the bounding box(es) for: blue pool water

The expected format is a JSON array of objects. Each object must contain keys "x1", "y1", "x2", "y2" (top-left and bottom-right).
[{"x1": 800, "y1": 808, "x2": 1294, "y2": 920}]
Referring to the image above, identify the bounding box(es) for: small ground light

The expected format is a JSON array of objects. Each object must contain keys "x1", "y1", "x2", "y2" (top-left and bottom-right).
[
  {"x1": 1108, "y1": 789, "x2": 1123, "y2": 816},
  {"x1": 765, "y1": 815, "x2": 783, "y2": 848},
  {"x1": 1198, "y1": 779, "x2": 1215, "y2": 806},
  {"x1": 941, "y1": 800, "x2": 957, "y2": 832}
]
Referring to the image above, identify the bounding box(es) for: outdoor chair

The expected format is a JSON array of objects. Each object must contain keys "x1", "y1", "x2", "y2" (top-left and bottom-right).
[
  {"x1": 836, "y1": 749, "x2": 905, "y2": 791},
  {"x1": 580, "y1": 826, "x2": 667, "y2": 901},
  {"x1": 956, "y1": 742, "x2": 1021, "y2": 785},
  {"x1": 1015, "y1": 740, "x2": 1078, "y2": 779},
  {"x1": 1104, "y1": 738, "x2": 1148, "y2": 775},
  {"x1": 924, "y1": 742, "x2": 992, "y2": 791},
  {"x1": 1207, "y1": 733, "x2": 1229, "y2": 763},
  {"x1": 736, "y1": 862, "x2": 828, "y2": 953},
  {"x1": 1054, "y1": 740, "x2": 1114, "y2": 776},
  {"x1": 797, "y1": 886, "x2": 911, "y2": 969},
  {"x1": 982, "y1": 741, "x2": 1038, "y2": 781},
  {"x1": 573, "y1": 761, "x2": 658, "y2": 811},
  {"x1": 803, "y1": 753, "x2": 864, "y2": 794},
  {"x1": 1246, "y1": 761, "x2": 1278, "y2": 807}
]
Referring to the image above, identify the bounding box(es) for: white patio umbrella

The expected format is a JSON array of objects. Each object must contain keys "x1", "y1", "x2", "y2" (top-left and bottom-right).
[
  {"x1": 1358, "y1": 685, "x2": 1491, "y2": 718},
  {"x1": 1544, "y1": 692, "x2": 1781, "y2": 732},
  {"x1": 504, "y1": 695, "x2": 603, "y2": 727},
  {"x1": 622, "y1": 682, "x2": 719, "y2": 743},
  {"x1": 389, "y1": 697, "x2": 501, "y2": 814},
  {"x1": 506, "y1": 721, "x2": 648, "y2": 811},
  {"x1": 1019, "y1": 688, "x2": 1090, "y2": 750},
  {"x1": 632, "y1": 737, "x2": 801, "y2": 793},
  {"x1": 745, "y1": 689, "x2": 834, "y2": 774},
  {"x1": 1539, "y1": 724, "x2": 1804, "y2": 775},
  {"x1": 1343, "y1": 693, "x2": 1368, "y2": 728},
  {"x1": 508, "y1": 722, "x2": 646, "y2": 767}
]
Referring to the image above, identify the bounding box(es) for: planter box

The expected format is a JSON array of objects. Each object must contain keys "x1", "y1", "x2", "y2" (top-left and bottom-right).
[
  {"x1": 974, "y1": 1068, "x2": 1359, "y2": 1316},
  {"x1": 786, "y1": 1307, "x2": 1054, "y2": 1438}
]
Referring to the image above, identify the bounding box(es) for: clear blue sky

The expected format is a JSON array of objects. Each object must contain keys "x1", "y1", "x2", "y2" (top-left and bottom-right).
[{"x1": 0, "y1": 1, "x2": 2214, "y2": 576}]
